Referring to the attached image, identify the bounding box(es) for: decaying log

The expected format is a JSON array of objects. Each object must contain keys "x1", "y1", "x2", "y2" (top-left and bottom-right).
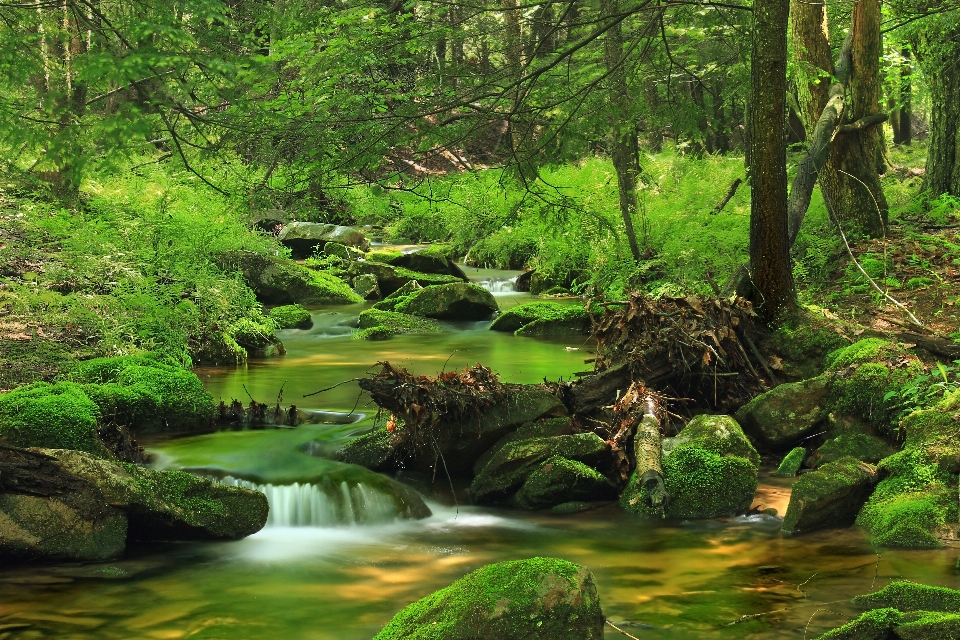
[
  {"x1": 563, "y1": 363, "x2": 632, "y2": 415},
  {"x1": 634, "y1": 401, "x2": 668, "y2": 508},
  {"x1": 710, "y1": 178, "x2": 743, "y2": 216},
  {"x1": 898, "y1": 332, "x2": 960, "y2": 359}
]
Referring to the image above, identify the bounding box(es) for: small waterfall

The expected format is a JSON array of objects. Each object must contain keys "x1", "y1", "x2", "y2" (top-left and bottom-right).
[
  {"x1": 218, "y1": 476, "x2": 403, "y2": 527},
  {"x1": 470, "y1": 275, "x2": 519, "y2": 293}
]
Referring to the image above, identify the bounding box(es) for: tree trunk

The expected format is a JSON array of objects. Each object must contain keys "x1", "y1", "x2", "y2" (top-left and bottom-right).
[
  {"x1": 790, "y1": 0, "x2": 832, "y2": 136},
  {"x1": 749, "y1": 0, "x2": 795, "y2": 321},
  {"x1": 899, "y1": 48, "x2": 912, "y2": 146},
  {"x1": 916, "y1": 26, "x2": 960, "y2": 197},
  {"x1": 889, "y1": 94, "x2": 901, "y2": 144},
  {"x1": 820, "y1": 0, "x2": 888, "y2": 236},
  {"x1": 601, "y1": 0, "x2": 642, "y2": 261}
]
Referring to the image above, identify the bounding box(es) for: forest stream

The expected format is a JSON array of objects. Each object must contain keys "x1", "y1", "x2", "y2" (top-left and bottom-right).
[{"x1": 1, "y1": 274, "x2": 959, "y2": 640}]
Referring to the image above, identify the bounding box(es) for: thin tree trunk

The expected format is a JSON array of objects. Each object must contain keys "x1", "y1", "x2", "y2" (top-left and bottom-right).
[
  {"x1": 749, "y1": 0, "x2": 795, "y2": 321},
  {"x1": 900, "y1": 48, "x2": 912, "y2": 146}
]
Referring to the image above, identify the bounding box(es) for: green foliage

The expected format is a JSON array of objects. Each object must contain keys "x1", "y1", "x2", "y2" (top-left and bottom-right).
[
  {"x1": 852, "y1": 581, "x2": 960, "y2": 613},
  {"x1": 269, "y1": 304, "x2": 313, "y2": 330},
  {"x1": 489, "y1": 301, "x2": 588, "y2": 335},
  {"x1": 354, "y1": 309, "x2": 444, "y2": 340},
  {"x1": 0, "y1": 381, "x2": 106, "y2": 455},
  {"x1": 813, "y1": 608, "x2": 902, "y2": 640},
  {"x1": 775, "y1": 447, "x2": 806, "y2": 476}
]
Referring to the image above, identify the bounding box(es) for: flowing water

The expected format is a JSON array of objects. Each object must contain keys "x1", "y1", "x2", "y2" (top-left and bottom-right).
[{"x1": 3, "y1": 282, "x2": 960, "y2": 639}]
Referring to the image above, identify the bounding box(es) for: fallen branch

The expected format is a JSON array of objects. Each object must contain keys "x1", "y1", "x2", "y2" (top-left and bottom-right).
[
  {"x1": 838, "y1": 113, "x2": 889, "y2": 134},
  {"x1": 710, "y1": 178, "x2": 743, "y2": 215}
]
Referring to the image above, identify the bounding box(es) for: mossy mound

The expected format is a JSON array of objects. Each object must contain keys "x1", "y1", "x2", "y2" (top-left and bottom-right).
[
  {"x1": 61, "y1": 356, "x2": 216, "y2": 434},
  {"x1": 775, "y1": 446, "x2": 806, "y2": 477},
  {"x1": 269, "y1": 304, "x2": 313, "y2": 329},
  {"x1": 336, "y1": 427, "x2": 396, "y2": 471},
  {"x1": 663, "y1": 415, "x2": 760, "y2": 470},
  {"x1": 856, "y1": 448, "x2": 958, "y2": 548},
  {"x1": 373, "y1": 557, "x2": 605, "y2": 640},
  {"x1": 353, "y1": 309, "x2": 444, "y2": 340},
  {"x1": 473, "y1": 417, "x2": 573, "y2": 476},
  {"x1": 489, "y1": 301, "x2": 589, "y2": 337},
  {"x1": 734, "y1": 377, "x2": 829, "y2": 449},
  {"x1": 813, "y1": 607, "x2": 902, "y2": 640},
  {"x1": 772, "y1": 310, "x2": 851, "y2": 379},
  {"x1": 392, "y1": 282, "x2": 498, "y2": 320},
  {"x1": 852, "y1": 581, "x2": 960, "y2": 612},
  {"x1": 815, "y1": 434, "x2": 894, "y2": 466},
  {"x1": 353, "y1": 261, "x2": 462, "y2": 296},
  {"x1": 781, "y1": 457, "x2": 879, "y2": 535},
  {"x1": 227, "y1": 316, "x2": 285, "y2": 357},
  {"x1": 514, "y1": 456, "x2": 616, "y2": 509},
  {"x1": 219, "y1": 250, "x2": 362, "y2": 305},
  {"x1": 895, "y1": 611, "x2": 960, "y2": 639},
  {"x1": 0, "y1": 382, "x2": 107, "y2": 456}
]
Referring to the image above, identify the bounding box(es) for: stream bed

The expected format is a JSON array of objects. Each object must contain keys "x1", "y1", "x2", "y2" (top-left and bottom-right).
[{"x1": 3, "y1": 285, "x2": 960, "y2": 639}]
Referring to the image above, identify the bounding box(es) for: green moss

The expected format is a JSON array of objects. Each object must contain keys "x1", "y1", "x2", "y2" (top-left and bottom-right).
[
  {"x1": 473, "y1": 417, "x2": 572, "y2": 476},
  {"x1": 392, "y1": 282, "x2": 498, "y2": 320},
  {"x1": 781, "y1": 457, "x2": 879, "y2": 534},
  {"x1": 667, "y1": 414, "x2": 760, "y2": 471},
  {"x1": 373, "y1": 557, "x2": 603, "y2": 640},
  {"x1": 896, "y1": 611, "x2": 960, "y2": 639},
  {"x1": 306, "y1": 268, "x2": 363, "y2": 303},
  {"x1": 489, "y1": 302, "x2": 588, "y2": 334},
  {"x1": 227, "y1": 316, "x2": 283, "y2": 356},
  {"x1": 824, "y1": 350, "x2": 924, "y2": 434},
  {"x1": 366, "y1": 248, "x2": 403, "y2": 263},
  {"x1": 353, "y1": 309, "x2": 444, "y2": 340},
  {"x1": 816, "y1": 434, "x2": 894, "y2": 466},
  {"x1": 0, "y1": 382, "x2": 106, "y2": 455},
  {"x1": 776, "y1": 447, "x2": 806, "y2": 476},
  {"x1": 514, "y1": 456, "x2": 615, "y2": 509},
  {"x1": 269, "y1": 304, "x2": 313, "y2": 329},
  {"x1": 813, "y1": 607, "x2": 902, "y2": 640},
  {"x1": 63, "y1": 354, "x2": 167, "y2": 384},
  {"x1": 853, "y1": 581, "x2": 960, "y2": 612},
  {"x1": 772, "y1": 311, "x2": 849, "y2": 377},
  {"x1": 391, "y1": 266, "x2": 461, "y2": 285},
  {"x1": 856, "y1": 449, "x2": 956, "y2": 548},
  {"x1": 826, "y1": 338, "x2": 896, "y2": 370}
]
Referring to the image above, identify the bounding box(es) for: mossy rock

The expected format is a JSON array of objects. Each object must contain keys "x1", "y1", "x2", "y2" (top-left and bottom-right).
[
  {"x1": 781, "y1": 457, "x2": 880, "y2": 535},
  {"x1": 386, "y1": 246, "x2": 468, "y2": 280},
  {"x1": 813, "y1": 607, "x2": 902, "y2": 640},
  {"x1": 622, "y1": 446, "x2": 757, "y2": 519},
  {"x1": 469, "y1": 433, "x2": 610, "y2": 504},
  {"x1": 775, "y1": 446, "x2": 806, "y2": 477},
  {"x1": 353, "y1": 261, "x2": 462, "y2": 296},
  {"x1": 735, "y1": 377, "x2": 829, "y2": 449},
  {"x1": 0, "y1": 382, "x2": 107, "y2": 456},
  {"x1": 323, "y1": 241, "x2": 352, "y2": 260},
  {"x1": 490, "y1": 302, "x2": 589, "y2": 337},
  {"x1": 372, "y1": 557, "x2": 605, "y2": 640},
  {"x1": 393, "y1": 282, "x2": 499, "y2": 321},
  {"x1": 814, "y1": 434, "x2": 894, "y2": 467},
  {"x1": 895, "y1": 611, "x2": 960, "y2": 639},
  {"x1": 772, "y1": 311, "x2": 850, "y2": 379},
  {"x1": 473, "y1": 417, "x2": 573, "y2": 476},
  {"x1": 228, "y1": 316, "x2": 285, "y2": 357},
  {"x1": 46, "y1": 449, "x2": 269, "y2": 540},
  {"x1": 856, "y1": 448, "x2": 958, "y2": 548},
  {"x1": 269, "y1": 304, "x2": 313, "y2": 329},
  {"x1": 662, "y1": 414, "x2": 760, "y2": 471},
  {"x1": 353, "y1": 309, "x2": 444, "y2": 340},
  {"x1": 219, "y1": 250, "x2": 362, "y2": 305},
  {"x1": 277, "y1": 222, "x2": 369, "y2": 258},
  {"x1": 336, "y1": 427, "x2": 396, "y2": 471},
  {"x1": 514, "y1": 456, "x2": 616, "y2": 510},
  {"x1": 852, "y1": 580, "x2": 960, "y2": 612},
  {"x1": 61, "y1": 357, "x2": 216, "y2": 434},
  {"x1": 352, "y1": 273, "x2": 381, "y2": 300},
  {"x1": 826, "y1": 338, "x2": 898, "y2": 370}
]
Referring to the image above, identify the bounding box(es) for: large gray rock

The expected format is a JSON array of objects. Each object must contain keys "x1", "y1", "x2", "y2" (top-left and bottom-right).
[
  {"x1": 735, "y1": 377, "x2": 829, "y2": 449},
  {"x1": 373, "y1": 557, "x2": 605, "y2": 640},
  {"x1": 781, "y1": 456, "x2": 880, "y2": 535},
  {"x1": 0, "y1": 447, "x2": 268, "y2": 562},
  {"x1": 470, "y1": 433, "x2": 611, "y2": 504},
  {"x1": 219, "y1": 250, "x2": 361, "y2": 305},
  {"x1": 394, "y1": 282, "x2": 499, "y2": 320},
  {"x1": 277, "y1": 222, "x2": 369, "y2": 258}
]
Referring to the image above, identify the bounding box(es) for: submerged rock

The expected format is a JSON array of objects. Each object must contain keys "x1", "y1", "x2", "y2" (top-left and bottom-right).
[
  {"x1": 775, "y1": 447, "x2": 806, "y2": 477},
  {"x1": 373, "y1": 557, "x2": 605, "y2": 640},
  {"x1": 392, "y1": 282, "x2": 498, "y2": 321},
  {"x1": 781, "y1": 457, "x2": 880, "y2": 535},
  {"x1": 219, "y1": 250, "x2": 362, "y2": 305},
  {"x1": 0, "y1": 447, "x2": 267, "y2": 562},
  {"x1": 735, "y1": 377, "x2": 829, "y2": 449},
  {"x1": 514, "y1": 456, "x2": 616, "y2": 509},
  {"x1": 470, "y1": 433, "x2": 610, "y2": 504},
  {"x1": 277, "y1": 222, "x2": 369, "y2": 258},
  {"x1": 489, "y1": 301, "x2": 590, "y2": 337},
  {"x1": 269, "y1": 304, "x2": 313, "y2": 330}
]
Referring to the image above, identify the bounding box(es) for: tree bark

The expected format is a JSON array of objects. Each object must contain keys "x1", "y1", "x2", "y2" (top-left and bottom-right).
[
  {"x1": 916, "y1": 25, "x2": 960, "y2": 197},
  {"x1": 899, "y1": 48, "x2": 912, "y2": 146},
  {"x1": 790, "y1": 0, "x2": 832, "y2": 136},
  {"x1": 749, "y1": 0, "x2": 795, "y2": 321},
  {"x1": 820, "y1": 0, "x2": 888, "y2": 236}
]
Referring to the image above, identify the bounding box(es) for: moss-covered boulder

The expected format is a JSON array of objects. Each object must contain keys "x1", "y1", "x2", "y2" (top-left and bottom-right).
[
  {"x1": 393, "y1": 282, "x2": 499, "y2": 321},
  {"x1": 227, "y1": 316, "x2": 285, "y2": 358},
  {"x1": 353, "y1": 309, "x2": 444, "y2": 340},
  {"x1": 735, "y1": 377, "x2": 829, "y2": 449},
  {"x1": 269, "y1": 304, "x2": 313, "y2": 329},
  {"x1": 62, "y1": 356, "x2": 216, "y2": 434},
  {"x1": 813, "y1": 434, "x2": 894, "y2": 467},
  {"x1": 490, "y1": 302, "x2": 590, "y2": 337},
  {"x1": 354, "y1": 261, "x2": 462, "y2": 297},
  {"x1": 335, "y1": 427, "x2": 395, "y2": 471},
  {"x1": 384, "y1": 246, "x2": 468, "y2": 281},
  {"x1": 514, "y1": 456, "x2": 616, "y2": 509},
  {"x1": 0, "y1": 382, "x2": 107, "y2": 456},
  {"x1": 352, "y1": 273, "x2": 380, "y2": 300},
  {"x1": 473, "y1": 417, "x2": 573, "y2": 476},
  {"x1": 277, "y1": 222, "x2": 369, "y2": 258},
  {"x1": 470, "y1": 433, "x2": 611, "y2": 504},
  {"x1": 781, "y1": 457, "x2": 880, "y2": 535},
  {"x1": 852, "y1": 581, "x2": 960, "y2": 612},
  {"x1": 775, "y1": 447, "x2": 807, "y2": 477},
  {"x1": 895, "y1": 611, "x2": 960, "y2": 639},
  {"x1": 813, "y1": 608, "x2": 902, "y2": 640},
  {"x1": 373, "y1": 557, "x2": 605, "y2": 640},
  {"x1": 219, "y1": 250, "x2": 362, "y2": 305},
  {"x1": 322, "y1": 241, "x2": 353, "y2": 260},
  {"x1": 621, "y1": 415, "x2": 759, "y2": 519}
]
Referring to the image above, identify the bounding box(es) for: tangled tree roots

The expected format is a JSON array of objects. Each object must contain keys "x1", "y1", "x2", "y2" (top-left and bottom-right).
[
  {"x1": 358, "y1": 362, "x2": 510, "y2": 461},
  {"x1": 590, "y1": 293, "x2": 773, "y2": 411}
]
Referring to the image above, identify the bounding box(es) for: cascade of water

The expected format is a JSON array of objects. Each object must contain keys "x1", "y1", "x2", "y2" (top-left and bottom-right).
[
  {"x1": 470, "y1": 275, "x2": 518, "y2": 293},
  {"x1": 217, "y1": 476, "x2": 402, "y2": 527}
]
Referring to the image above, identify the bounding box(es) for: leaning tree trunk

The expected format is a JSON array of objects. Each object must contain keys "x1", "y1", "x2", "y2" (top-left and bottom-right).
[
  {"x1": 916, "y1": 24, "x2": 960, "y2": 197},
  {"x1": 819, "y1": 0, "x2": 889, "y2": 236},
  {"x1": 790, "y1": 0, "x2": 832, "y2": 136},
  {"x1": 601, "y1": 0, "x2": 643, "y2": 261},
  {"x1": 749, "y1": 0, "x2": 795, "y2": 321}
]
